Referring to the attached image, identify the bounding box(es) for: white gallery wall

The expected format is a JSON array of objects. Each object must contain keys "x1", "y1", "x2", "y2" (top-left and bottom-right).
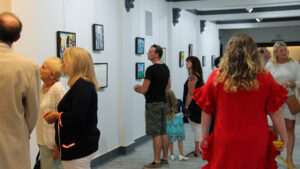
[{"x1": 4, "y1": 0, "x2": 219, "y2": 167}]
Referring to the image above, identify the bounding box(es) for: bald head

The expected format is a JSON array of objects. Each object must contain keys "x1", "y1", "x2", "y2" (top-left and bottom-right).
[{"x1": 0, "y1": 12, "x2": 22, "y2": 44}]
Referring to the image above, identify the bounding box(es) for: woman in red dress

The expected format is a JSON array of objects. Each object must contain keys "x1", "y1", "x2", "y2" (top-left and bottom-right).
[{"x1": 194, "y1": 34, "x2": 288, "y2": 169}]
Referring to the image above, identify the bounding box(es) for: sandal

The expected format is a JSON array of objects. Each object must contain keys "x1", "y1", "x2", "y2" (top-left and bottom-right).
[{"x1": 186, "y1": 151, "x2": 198, "y2": 157}]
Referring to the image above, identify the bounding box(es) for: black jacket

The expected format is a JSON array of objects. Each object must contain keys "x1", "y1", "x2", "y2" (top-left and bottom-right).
[{"x1": 55, "y1": 78, "x2": 100, "y2": 161}]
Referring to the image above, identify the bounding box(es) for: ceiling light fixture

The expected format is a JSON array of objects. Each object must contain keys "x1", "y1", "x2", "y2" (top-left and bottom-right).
[
  {"x1": 256, "y1": 18, "x2": 263, "y2": 22},
  {"x1": 246, "y1": 7, "x2": 253, "y2": 13}
]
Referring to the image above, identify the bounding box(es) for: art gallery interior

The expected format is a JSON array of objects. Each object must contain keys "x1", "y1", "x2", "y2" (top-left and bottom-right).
[{"x1": 1, "y1": 0, "x2": 300, "y2": 167}]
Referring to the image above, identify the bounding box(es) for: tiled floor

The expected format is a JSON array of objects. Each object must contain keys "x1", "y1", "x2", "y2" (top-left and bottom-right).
[{"x1": 94, "y1": 124, "x2": 300, "y2": 169}]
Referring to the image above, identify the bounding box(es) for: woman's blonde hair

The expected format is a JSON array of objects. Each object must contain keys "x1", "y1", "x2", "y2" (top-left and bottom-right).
[
  {"x1": 63, "y1": 47, "x2": 99, "y2": 89},
  {"x1": 271, "y1": 41, "x2": 292, "y2": 65},
  {"x1": 166, "y1": 89, "x2": 177, "y2": 121},
  {"x1": 45, "y1": 56, "x2": 63, "y2": 81},
  {"x1": 215, "y1": 34, "x2": 265, "y2": 93}
]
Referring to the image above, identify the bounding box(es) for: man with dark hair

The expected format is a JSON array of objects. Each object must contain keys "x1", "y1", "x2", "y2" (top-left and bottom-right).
[
  {"x1": 0, "y1": 12, "x2": 40, "y2": 169},
  {"x1": 134, "y1": 44, "x2": 171, "y2": 169}
]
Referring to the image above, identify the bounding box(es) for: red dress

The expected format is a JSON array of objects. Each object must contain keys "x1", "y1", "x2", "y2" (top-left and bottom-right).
[{"x1": 193, "y1": 70, "x2": 288, "y2": 169}]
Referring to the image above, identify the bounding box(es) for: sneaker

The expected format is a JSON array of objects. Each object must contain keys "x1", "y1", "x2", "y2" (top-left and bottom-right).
[
  {"x1": 160, "y1": 159, "x2": 169, "y2": 167},
  {"x1": 178, "y1": 155, "x2": 189, "y2": 161},
  {"x1": 143, "y1": 162, "x2": 161, "y2": 169},
  {"x1": 170, "y1": 154, "x2": 176, "y2": 161}
]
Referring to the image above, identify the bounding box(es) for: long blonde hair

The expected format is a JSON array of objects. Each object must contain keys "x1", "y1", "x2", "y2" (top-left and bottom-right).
[
  {"x1": 215, "y1": 34, "x2": 265, "y2": 93},
  {"x1": 166, "y1": 90, "x2": 177, "y2": 121},
  {"x1": 63, "y1": 47, "x2": 99, "y2": 89},
  {"x1": 271, "y1": 41, "x2": 292, "y2": 65}
]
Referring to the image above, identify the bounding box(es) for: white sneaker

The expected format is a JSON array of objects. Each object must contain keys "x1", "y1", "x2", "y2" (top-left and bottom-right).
[
  {"x1": 178, "y1": 155, "x2": 189, "y2": 161},
  {"x1": 170, "y1": 154, "x2": 176, "y2": 161}
]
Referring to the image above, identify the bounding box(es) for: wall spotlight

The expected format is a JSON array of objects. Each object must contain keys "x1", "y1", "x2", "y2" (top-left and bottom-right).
[
  {"x1": 246, "y1": 7, "x2": 253, "y2": 13},
  {"x1": 256, "y1": 18, "x2": 263, "y2": 22}
]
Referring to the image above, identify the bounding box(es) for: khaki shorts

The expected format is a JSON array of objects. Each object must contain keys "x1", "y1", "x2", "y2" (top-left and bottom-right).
[{"x1": 145, "y1": 102, "x2": 168, "y2": 136}]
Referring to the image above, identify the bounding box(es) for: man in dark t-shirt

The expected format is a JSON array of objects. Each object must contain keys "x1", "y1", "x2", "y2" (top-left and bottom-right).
[{"x1": 134, "y1": 44, "x2": 171, "y2": 169}]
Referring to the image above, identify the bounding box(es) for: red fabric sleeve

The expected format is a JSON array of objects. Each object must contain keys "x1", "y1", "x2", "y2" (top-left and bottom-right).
[
  {"x1": 265, "y1": 72, "x2": 288, "y2": 114},
  {"x1": 193, "y1": 70, "x2": 217, "y2": 114}
]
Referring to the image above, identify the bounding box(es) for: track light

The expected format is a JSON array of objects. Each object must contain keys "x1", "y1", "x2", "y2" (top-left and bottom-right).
[
  {"x1": 256, "y1": 18, "x2": 263, "y2": 22},
  {"x1": 246, "y1": 7, "x2": 253, "y2": 13}
]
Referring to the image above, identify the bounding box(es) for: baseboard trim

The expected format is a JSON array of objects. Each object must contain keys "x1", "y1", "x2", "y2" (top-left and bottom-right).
[{"x1": 91, "y1": 135, "x2": 151, "y2": 168}]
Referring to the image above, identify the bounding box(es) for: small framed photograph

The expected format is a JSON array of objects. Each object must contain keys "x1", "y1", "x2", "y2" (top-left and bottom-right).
[
  {"x1": 57, "y1": 31, "x2": 76, "y2": 58},
  {"x1": 161, "y1": 48, "x2": 166, "y2": 64},
  {"x1": 94, "y1": 63, "x2": 108, "y2": 88},
  {"x1": 136, "y1": 62, "x2": 145, "y2": 79},
  {"x1": 202, "y1": 56, "x2": 206, "y2": 67},
  {"x1": 211, "y1": 55, "x2": 217, "y2": 69},
  {"x1": 188, "y1": 44, "x2": 193, "y2": 56},
  {"x1": 179, "y1": 51, "x2": 184, "y2": 67},
  {"x1": 135, "y1": 37, "x2": 145, "y2": 54},
  {"x1": 92, "y1": 24, "x2": 104, "y2": 51}
]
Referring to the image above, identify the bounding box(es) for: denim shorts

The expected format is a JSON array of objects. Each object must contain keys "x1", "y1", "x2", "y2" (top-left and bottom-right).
[{"x1": 145, "y1": 102, "x2": 168, "y2": 136}]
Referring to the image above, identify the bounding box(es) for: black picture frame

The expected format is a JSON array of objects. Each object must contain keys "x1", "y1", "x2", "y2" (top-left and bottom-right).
[
  {"x1": 92, "y1": 24, "x2": 104, "y2": 51},
  {"x1": 135, "y1": 37, "x2": 145, "y2": 54},
  {"x1": 188, "y1": 44, "x2": 193, "y2": 56},
  {"x1": 211, "y1": 55, "x2": 216, "y2": 69},
  {"x1": 136, "y1": 62, "x2": 145, "y2": 79},
  {"x1": 57, "y1": 31, "x2": 76, "y2": 58},
  {"x1": 94, "y1": 63, "x2": 108, "y2": 89},
  {"x1": 179, "y1": 51, "x2": 184, "y2": 67},
  {"x1": 202, "y1": 56, "x2": 206, "y2": 67}
]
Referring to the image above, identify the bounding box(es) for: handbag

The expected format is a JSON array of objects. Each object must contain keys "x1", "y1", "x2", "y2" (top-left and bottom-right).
[
  {"x1": 33, "y1": 151, "x2": 40, "y2": 169},
  {"x1": 286, "y1": 94, "x2": 300, "y2": 115}
]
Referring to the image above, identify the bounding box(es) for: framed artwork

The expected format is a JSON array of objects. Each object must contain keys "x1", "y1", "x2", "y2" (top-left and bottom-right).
[
  {"x1": 188, "y1": 44, "x2": 193, "y2": 56},
  {"x1": 136, "y1": 63, "x2": 145, "y2": 79},
  {"x1": 92, "y1": 24, "x2": 104, "y2": 50},
  {"x1": 94, "y1": 63, "x2": 108, "y2": 88},
  {"x1": 211, "y1": 55, "x2": 217, "y2": 69},
  {"x1": 161, "y1": 48, "x2": 166, "y2": 64},
  {"x1": 57, "y1": 31, "x2": 76, "y2": 58},
  {"x1": 202, "y1": 56, "x2": 206, "y2": 67},
  {"x1": 179, "y1": 51, "x2": 184, "y2": 67},
  {"x1": 135, "y1": 37, "x2": 145, "y2": 54}
]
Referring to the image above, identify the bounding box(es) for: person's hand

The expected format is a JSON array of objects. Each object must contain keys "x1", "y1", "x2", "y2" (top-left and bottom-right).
[
  {"x1": 199, "y1": 137, "x2": 208, "y2": 153},
  {"x1": 44, "y1": 112, "x2": 59, "y2": 124},
  {"x1": 52, "y1": 145, "x2": 60, "y2": 159},
  {"x1": 279, "y1": 140, "x2": 287, "y2": 152},
  {"x1": 133, "y1": 84, "x2": 141, "y2": 92}
]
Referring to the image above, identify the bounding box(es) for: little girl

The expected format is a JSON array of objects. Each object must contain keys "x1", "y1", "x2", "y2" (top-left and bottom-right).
[{"x1": 166, "y1": 89, "x2": 189, "y2": 161}]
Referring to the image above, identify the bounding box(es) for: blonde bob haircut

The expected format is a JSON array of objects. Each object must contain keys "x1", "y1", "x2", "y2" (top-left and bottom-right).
[
  {"x1": 271, "y1": 41, "x2": 292, "y2": 65},
  {"x1": 63, "y1": 47, "x2": 99, "y2": 89},
  {"x1": 45, "y1": 56, "x2": 63, "y2": 81},
  {"x1": 215, "y1": 34, "x2": 266, "y2": 93}
]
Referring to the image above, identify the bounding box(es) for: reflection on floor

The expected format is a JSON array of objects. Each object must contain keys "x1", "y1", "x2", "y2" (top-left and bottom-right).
[{"x1": 94, "y1": 124, "x2": 300, "y2": 169}]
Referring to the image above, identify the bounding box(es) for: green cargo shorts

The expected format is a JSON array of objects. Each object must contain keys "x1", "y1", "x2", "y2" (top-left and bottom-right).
[{"x1": 145, "y1": 102, "x2": 168, "y2": 136}]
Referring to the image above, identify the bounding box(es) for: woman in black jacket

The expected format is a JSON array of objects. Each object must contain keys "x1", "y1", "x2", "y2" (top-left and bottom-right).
[{"x1": 45, "y1": 47, "x2": 100, "y2": 169}]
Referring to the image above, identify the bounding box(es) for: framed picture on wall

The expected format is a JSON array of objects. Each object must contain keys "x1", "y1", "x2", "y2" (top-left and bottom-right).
[
  {"x1": 57, "y1": 31, "x2": 76, "y2": 58},
  {"x1": 94, "y1": 63, "x2": 108, "y2": 89},
  {"x1": 136, "y1": 62, "x2": 145, "y2": 79},
  {"x1": 188, "y1": 44, "x2": 193, "y2": 56},
  {"x1": 92, "y1": 24, "x2": 104, "y2": 51},
  {"x1": 161, "y1": 48, "x2": 166, "y2": 64},
  {"x1": 211, "y1": 55, "x2": 217, "y2": 69},
  {"x1": 179, "y1": 51, "x2": 184, "y2": 67},
  {"x1": 135, "y1": 37, "x2": 145, "y2": 54},
  {"x1": 202, "y1": 56, "x2": 206, "y2": 67}
]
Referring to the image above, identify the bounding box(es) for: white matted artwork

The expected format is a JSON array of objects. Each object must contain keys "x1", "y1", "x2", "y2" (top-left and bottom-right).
[{"x1": 94, "y1": 63, "x2": 108, "y2": 89}]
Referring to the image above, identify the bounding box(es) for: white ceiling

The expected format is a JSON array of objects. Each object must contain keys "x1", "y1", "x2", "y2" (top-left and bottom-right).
[{"x1": 169, "y1": 0, "x2": 300, "y2": 29}]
